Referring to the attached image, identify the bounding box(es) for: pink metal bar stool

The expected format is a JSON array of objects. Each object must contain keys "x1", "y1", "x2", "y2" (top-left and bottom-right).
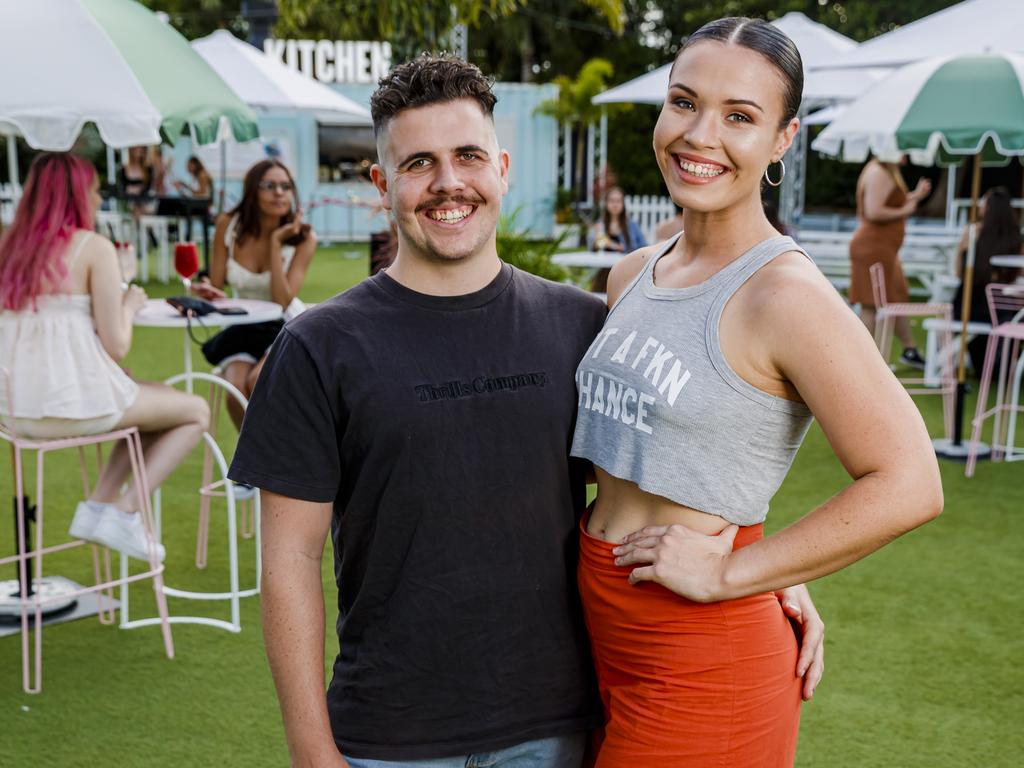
[
  {"x1": 0, "y1": 417, "x2": 174, "y2": 693},
  {"x1": 966, "y1": 283, "x2": 1024, "y2": 477},
  {"x1": 870, "y1": 262, "x2": 956, "y2": 437}
]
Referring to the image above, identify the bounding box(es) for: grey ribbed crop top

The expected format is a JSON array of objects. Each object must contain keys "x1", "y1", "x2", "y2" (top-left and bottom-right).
[{"x1": 570, "y1": 233, "x2": 814, "y2": 526}]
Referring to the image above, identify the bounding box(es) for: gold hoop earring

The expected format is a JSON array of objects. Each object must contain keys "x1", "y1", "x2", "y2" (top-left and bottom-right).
[{"x1": 764, "y1": 159, "x2": 785, "y2": 188}]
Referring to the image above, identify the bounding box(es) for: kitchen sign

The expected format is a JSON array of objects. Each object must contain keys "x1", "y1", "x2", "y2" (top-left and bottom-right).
[{"x1": 263, "y1": 39, "x2": 392, "y2": 84}]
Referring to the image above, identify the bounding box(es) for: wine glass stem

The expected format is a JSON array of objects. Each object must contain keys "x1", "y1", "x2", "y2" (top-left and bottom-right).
[{"x1": 183, "y1": 277, "x2": 191, "y2": 294}]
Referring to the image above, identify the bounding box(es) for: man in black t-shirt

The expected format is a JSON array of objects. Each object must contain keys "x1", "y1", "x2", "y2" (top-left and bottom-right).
[
  {"x1": 229, "y1": 55, "x2": 824, "y2": 768},
  {"x1": 230, "y1": 55, "x2": 604, "y2": 767}
]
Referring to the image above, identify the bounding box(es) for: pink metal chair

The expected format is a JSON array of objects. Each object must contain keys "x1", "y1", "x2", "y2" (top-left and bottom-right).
[
  {"x1": 869, "y1": 262, "x2": 956, "y2": 437},
  {"x1": 0, "y1": 373, "x2": 173, "y2": 693},
  {"x1": 966, "y1": 283, "x2": 1024, "y2": 477}
]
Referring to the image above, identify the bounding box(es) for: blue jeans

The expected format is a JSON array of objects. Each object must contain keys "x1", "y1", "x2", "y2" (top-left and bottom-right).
[{"x1": 343, "y1": 732, "x2": 586, "y2": 768}]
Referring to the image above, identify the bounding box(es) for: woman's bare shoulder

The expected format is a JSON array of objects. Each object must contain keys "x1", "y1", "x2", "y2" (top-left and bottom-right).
[{"x1": 606, "y1": 243, "x2": 661, "y2": 305}]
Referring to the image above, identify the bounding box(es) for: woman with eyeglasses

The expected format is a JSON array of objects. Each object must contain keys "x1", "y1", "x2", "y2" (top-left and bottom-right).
[{"x1": 193, "y1": 159, "x2": 317, "y2": 430}]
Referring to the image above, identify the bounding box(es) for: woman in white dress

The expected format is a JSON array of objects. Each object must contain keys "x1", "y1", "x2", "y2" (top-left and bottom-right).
[
  {"x1": 194, "y1": 159, "x2": 316, "y2": 429},
  {"x1": 0, "y1": 152, "x2": 209, "y2": 561}
]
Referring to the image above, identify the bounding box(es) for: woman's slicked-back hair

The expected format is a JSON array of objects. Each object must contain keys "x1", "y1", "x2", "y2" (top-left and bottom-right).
[
  {"x1": 677, "y1": 17, "x2": 803, "y2": 128},
  {"x1": 370, "y1": 53, "x2": 496, "y2": 136},
  {"x1": 0, "y1": 152, "x2": 97, "y2": 311}
]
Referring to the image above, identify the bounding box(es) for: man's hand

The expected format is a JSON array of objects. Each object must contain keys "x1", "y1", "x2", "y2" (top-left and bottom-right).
[{"x1": 776, "y1": 583, "x2": 824, "y2": 701}]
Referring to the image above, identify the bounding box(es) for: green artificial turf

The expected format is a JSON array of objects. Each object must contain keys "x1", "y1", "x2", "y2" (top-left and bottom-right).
[{"x1": 1, "y1": 245, "x2": 1021, "y2": 766}]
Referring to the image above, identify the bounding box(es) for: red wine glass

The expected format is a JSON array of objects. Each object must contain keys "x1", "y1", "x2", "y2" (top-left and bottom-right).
[{"x1": 174, "y1": 242, "x2": 200, "y2": 294}]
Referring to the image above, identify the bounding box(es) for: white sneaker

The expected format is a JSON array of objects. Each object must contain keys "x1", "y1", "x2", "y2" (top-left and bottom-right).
[
  {"x1": 69, "y1": 501, "x2": 106, "y2": 541},
  {"x1": 92, "y1": 508, "x2": 165, "y2": 563}
]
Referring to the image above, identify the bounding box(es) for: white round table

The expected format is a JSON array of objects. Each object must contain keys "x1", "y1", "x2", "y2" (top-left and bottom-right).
[
  {"x1": 128, "y1": 298, "x2": 283, "y2": 634},
  {"x1": 135, "y1": 298, "x2": 282, "y2": 385}
]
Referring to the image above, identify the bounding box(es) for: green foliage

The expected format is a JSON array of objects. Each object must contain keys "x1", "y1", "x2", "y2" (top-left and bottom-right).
[
  {"x1": 497, "y1": 208, "x2": 569, "y2": 282},
  {"x1": 535, "y1": 58, "x2": 615, "y2": 128},
  {"x1": 274, "y1": 1, "x2": 622, "y2": 62}
]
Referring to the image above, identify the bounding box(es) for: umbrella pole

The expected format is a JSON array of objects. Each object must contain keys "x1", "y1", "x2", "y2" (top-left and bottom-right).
[
  {"x1": 6, "y1": 134, "x2": 18, "y2": 189},
  {"x1": 218, "y1": 139, "x2": 227, "y2": 216},
  {"x1": 936, "y1": 153, "x2": 990, "y2": 461}
]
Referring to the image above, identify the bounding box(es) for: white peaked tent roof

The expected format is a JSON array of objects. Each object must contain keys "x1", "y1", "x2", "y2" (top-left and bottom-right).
[
  {"x1": 814, "y1": 0, "x2": 1024, "y2": 70},
  {"x1": 192, "y1": 30, "x2": 371, "y2": 125},
  {"x1": 594, "y1": 12, "x2": 880, "y2": 106}
]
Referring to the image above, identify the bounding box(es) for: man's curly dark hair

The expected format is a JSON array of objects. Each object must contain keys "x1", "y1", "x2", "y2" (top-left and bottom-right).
[{"x1": 370, "y1": 53, "x2": 497, "y2": 136}]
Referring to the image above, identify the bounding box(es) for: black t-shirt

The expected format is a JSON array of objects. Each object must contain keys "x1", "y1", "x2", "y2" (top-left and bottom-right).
[{"x1": 229, "y1": 263, "x2": 607, "y2": 760}]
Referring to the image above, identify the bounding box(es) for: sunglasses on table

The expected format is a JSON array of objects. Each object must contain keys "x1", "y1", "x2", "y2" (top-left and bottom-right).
[{"x1": 258, "y1": 181, "x2": 294, "y2": 193}]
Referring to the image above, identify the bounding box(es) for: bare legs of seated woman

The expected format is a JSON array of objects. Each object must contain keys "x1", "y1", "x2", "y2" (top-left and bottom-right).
[{"x1": 69, "y1": 382, "x2": 210, "y2": 561}]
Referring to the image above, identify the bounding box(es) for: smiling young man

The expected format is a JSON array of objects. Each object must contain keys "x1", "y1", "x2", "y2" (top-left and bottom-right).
[{"x1": 228, "y1": 55, "x2": 608, "y2": 767}]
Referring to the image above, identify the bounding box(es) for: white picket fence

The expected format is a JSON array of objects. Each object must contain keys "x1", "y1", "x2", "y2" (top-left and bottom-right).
[
  {"x1": 624, "y1": 194, "x2": 676, "y2": 244},
  {"x1": 0, "y1": 182, "x2": 21, "y2": 227}
]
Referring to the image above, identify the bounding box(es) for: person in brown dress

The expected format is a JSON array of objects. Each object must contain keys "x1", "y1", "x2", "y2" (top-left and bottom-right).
[{"x1": 848, "y1": 157, "x2": 931, "y2": 368}]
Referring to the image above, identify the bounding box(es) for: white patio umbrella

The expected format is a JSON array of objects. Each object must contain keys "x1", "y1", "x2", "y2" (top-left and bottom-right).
[
  {"x1": 594, "y1": 12, "x2": 883, "y2": 106},
  {"x1": 191, "y1": 30, "x2": 371, "y2": 124},
  {"x1": 0, "y1": 0, "x2": 257, "y2": 157},
  {"x1": 813, "y1": 0, "x2": 1024, "y2": 71}
]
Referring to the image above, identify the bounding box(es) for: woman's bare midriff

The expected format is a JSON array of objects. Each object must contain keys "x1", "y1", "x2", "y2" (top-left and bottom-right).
[{"x1": 586, "y1": 466, "x2": 732, "y2": 543}]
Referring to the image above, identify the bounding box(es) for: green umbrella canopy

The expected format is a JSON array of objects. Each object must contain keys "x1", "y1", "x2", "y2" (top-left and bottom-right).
[
  {"x1": 813, "y1": 52, "x2": 1024, "y2": 167},
  {"x1": 0, "y1": 0, "x2": 258, "y2": 150}
]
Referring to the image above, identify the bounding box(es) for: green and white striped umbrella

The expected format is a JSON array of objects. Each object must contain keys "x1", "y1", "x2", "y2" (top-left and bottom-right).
[
  {"x1": 0, "y1": 0, "x2": 258, "y2": 150},
  {"x1": 812, "y1": 52, "x2": 1024, "y2": 166}
]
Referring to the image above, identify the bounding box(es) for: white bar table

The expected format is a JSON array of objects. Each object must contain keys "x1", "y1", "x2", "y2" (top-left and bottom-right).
[{"x1": 126, "y1": 298, "x2": 282, "y2": 633}]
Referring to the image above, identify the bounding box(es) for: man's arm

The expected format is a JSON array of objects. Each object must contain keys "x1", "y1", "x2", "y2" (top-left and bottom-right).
[{"x1": 261, "y1": 490, "x2": 348, "y2": 768}]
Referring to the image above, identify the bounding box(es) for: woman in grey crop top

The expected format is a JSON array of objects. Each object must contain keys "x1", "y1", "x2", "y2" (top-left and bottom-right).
[{"x1": 573, "y1": 18, "x2": 943, "y2": 768}]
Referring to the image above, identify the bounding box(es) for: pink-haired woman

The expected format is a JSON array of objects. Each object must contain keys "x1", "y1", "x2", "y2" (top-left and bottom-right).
[{"x1": 0, "y1": 152, "x2": 209, "y2": 561}]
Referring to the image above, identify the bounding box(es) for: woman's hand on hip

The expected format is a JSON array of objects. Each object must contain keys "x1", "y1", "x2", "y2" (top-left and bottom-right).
[{"x1": 612, "y1": 523, "x2": 738, "y2": 602}]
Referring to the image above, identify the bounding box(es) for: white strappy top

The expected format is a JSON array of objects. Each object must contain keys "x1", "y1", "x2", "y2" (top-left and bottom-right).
[
  {"x1": 223, "y1": 215, "x2": 304, "y2": 319},
  {"x1": 0, "y1": 233, "x2": 139, "y2": 420}
]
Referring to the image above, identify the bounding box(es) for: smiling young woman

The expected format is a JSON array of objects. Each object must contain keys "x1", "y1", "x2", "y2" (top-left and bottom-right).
[{"x1": 570, "y1": 17, "x2": 942, "y2": 767}]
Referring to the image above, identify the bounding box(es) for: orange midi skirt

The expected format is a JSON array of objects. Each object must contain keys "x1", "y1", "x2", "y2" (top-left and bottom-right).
[{"x1": 578, "y1": 520, "x2": 802, "y2": 768}]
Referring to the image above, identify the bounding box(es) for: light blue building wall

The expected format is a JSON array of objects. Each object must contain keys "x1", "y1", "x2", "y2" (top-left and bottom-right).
[{"x1": 171, "y1": 82, "x2": 559, "y2": 241}]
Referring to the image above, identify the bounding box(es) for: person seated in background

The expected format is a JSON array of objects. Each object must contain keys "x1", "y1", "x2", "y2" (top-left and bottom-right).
[
  {"x1": 170, "y1": 155, "x2": 214, "y2": 241},
  {"x1": 588, "y1": 185, "x2": 647, "y2": 292},
  {"x1": 174, "y1": 155, "x2": 213, "y2": 200},
  {"x1": 655, "y1": 202, "x2": 685, "y2": 241},
  {"x1": 119, "y1": 145, "x2": 151, "y2": 220},
  {"x1": 0, "y1": 152, "x2": 209, "y2": 561},
  {"x1": 953, "y1": 186, "x2": 1022, "y2": 373},
  {"x1": 148, "y1": 145, "x2": 169, "y2": 198},
  {"x1": 192, "y1": 159, "x2": 317, "y2": 433}
]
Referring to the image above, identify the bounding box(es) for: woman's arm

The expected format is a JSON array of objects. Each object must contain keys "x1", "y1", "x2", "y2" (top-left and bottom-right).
[
  {"x1": 861, "y1": 166, "x2": 921, "y2": 223},
  {"x1": 615, "y1": 260, "x2": 942, "y2": 600},
  {"x1": 269, "y1": 215, "x2": 316, "y2": 309},
  {"x1": 89, "y1": 237, "x2": 146, "y2": 361}
]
